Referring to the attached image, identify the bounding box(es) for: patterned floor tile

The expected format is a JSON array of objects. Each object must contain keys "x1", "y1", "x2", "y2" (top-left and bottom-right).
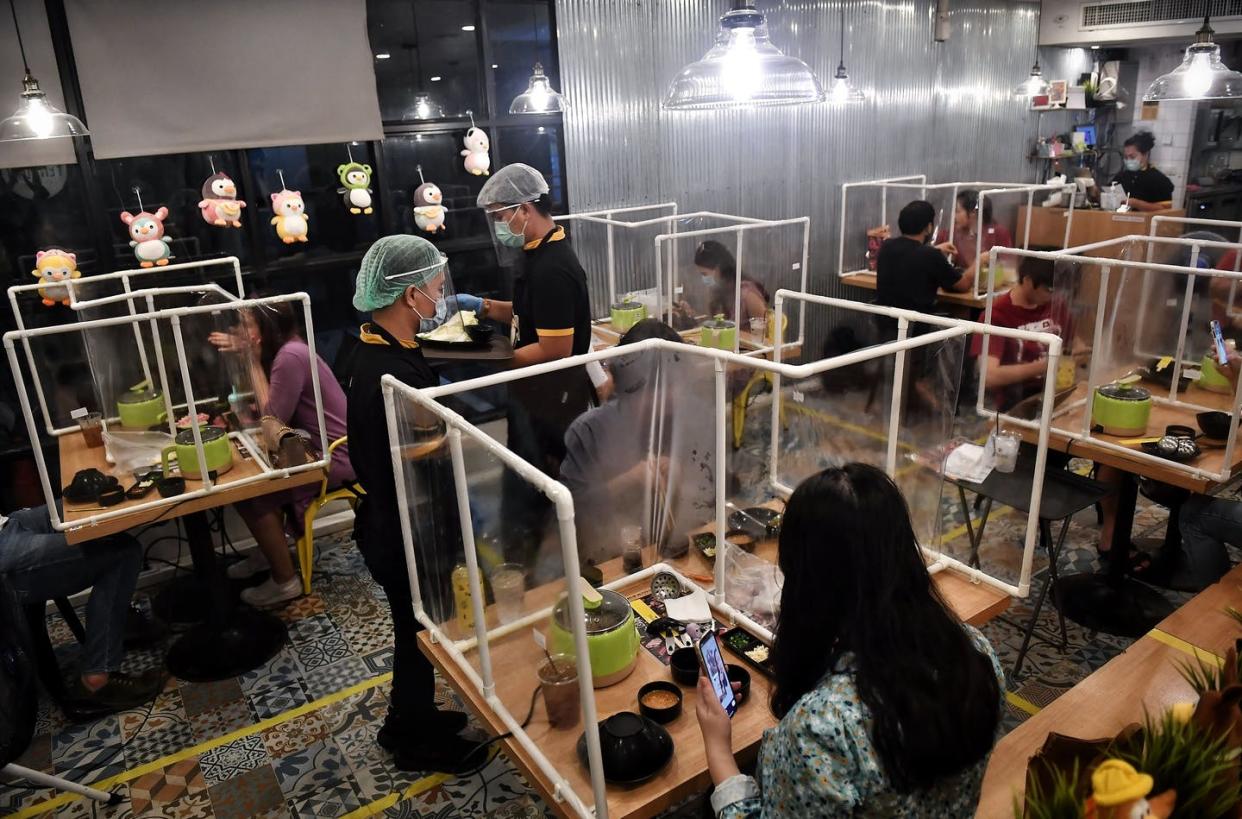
[
  {"x1": 276, "y1": 595, "x2": 327, "y2": 624},
  {"x1": 189, "y1": 699, "x2": 254, "y2": 745},
  {"x1": 285, "y1": 775, "x2": 362, "y2": 818},
  {"x1": 337, "y1": 614, "x2": 394, "y2": 656},
  {"x1": 260, "y1": 710, "x2": 331, "y2": 759},
  {"x1": 198, "y1": 734, "x2": 269, "y2": 786},
  {"x1": 319, "y1": 686, "x2": 389, "y2": 735},
  {"x1": 249, "y1": 679, "x2": 310, "y2": 720},
  {"x1": 129, "y1": 758, "x2": 207, "y2": 814},
  {"x1": 179, "y1": 678, "x2": 245, "y2": 717},
  {"x1": 51, "y1": 714, "x2": 124, "y2": 779},
  {"x1": 302, "y1": 656, "x2": 371, "y2": 701},
  {"x1": 272, "y1": 738, "x2": 352, "y2": 800},
  {"x1": 286, "y1": 613, "x2": 341, "y2": 646},
  {"x1": 120, "y1": 689, "x2": 186, "y2": 742},
  {"x1": 205, "y1": 764, "x2": 286, "y2": 819},
  {"x1": 364, "y1": 647, "x2": 395, "y2": 675},
  {"x1": 124, "y1": 717, "x2": 197, "y2": 768},
  {"x1": 135, "y1": 788, "x2": 212, "y2": 818},
  {"x1": 55, "y1": 783, "x2": 133, "y2": 819},
  {"x1": 239, "y1": 651, "x2": 302, "y2": 694},
  {"x1": 293, "y1": 633, "x2": 351, "y2": 672},
  {"x1": 333, "y1": 716, "x2": 380, "y2": 764}
]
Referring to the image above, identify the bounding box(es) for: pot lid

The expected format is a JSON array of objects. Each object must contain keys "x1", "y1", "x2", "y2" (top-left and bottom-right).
[
  {"x1": 118, "y1": 388, "x2": 162, "y2": 403},
  {"x1": 553, "y1": 585, "x2": 632, "y2": 634},
  {"x1": 174, "y1": 426, "x2": 226, "y2": 445},
  {"x1": 702, "y1": 314, "x2": 735, "y2": 330},
  {"x1": 1097, "y1": 382, "x2": 1151, "y2": 401},
  {"x1": 612, "y1": 301, "x2": 642, "y2": 310}
]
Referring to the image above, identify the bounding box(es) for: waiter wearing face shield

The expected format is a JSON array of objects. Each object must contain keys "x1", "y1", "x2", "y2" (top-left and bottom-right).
[
  {"x1": 474, "y1": 164, "x2": 594, "y2": 568},
  {"x1": 345, "y1": 235, "x2": 477, "y2": 773}
]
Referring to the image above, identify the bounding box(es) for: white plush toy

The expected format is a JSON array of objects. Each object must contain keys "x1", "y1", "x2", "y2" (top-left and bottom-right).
[{"x1": 461, "y1": 127, "x2": 491, "y2": 177}]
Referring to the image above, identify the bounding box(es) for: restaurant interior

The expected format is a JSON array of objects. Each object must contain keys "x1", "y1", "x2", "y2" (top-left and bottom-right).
[{"x1": 5, "y1": 0, "x2": 1242, "y2": 817}]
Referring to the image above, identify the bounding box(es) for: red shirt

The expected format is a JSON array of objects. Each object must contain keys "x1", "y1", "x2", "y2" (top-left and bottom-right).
[
  {"x1": 936, "y1": 223, "x2": 1014, "y2": 271},
  {"x1": 971, "y1": 292, "x2": 1070, "y2": 409}
]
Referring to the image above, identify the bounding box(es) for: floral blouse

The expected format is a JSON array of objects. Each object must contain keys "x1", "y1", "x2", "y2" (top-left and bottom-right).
[{"x1": 711, "y1": 626, "x2": 1004, "y2": 818}]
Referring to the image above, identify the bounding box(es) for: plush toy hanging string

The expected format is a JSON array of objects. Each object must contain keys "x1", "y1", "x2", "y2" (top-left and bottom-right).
[
  {"x1": 461, "y1": 110, "x2": 491, "y2": 177},
  {"x1": 120, "y1": 186, "x2": 173, "y2": 268},
  {"x1": 412, "y1": 164, "x2": 446, "y2": 234},
  {"x1": 270, "y1": 168, "x2": 309, "y2": 244},
  {"x1": 198, "y1": 155, "x2": 247, "y2": 229},
  {"x1": 337, "y1": 143, "x2": 374, "y2": 216}
]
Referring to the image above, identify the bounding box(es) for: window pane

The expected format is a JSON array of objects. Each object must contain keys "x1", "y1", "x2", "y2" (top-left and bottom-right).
[
  {"x1": 382, "y1": 133, "x2": 491, "y2": 242},
  {"x1": 496, "y1": 124, "x2": 566, "y2": 212},
  {"x1": 93, "y1": 152, "x2": 253, "y2": 270},
  {"x1": 486, "y1": 1, "x2": 557, "y2": 114},
  {"x1": 246, "y1": 143, "x2": 381, "y2": 264},
  {"x1": 369, "y1": 0, "x2": 481, "y2": 122},
  {"x1": 0, "y1": 164, "x2": 97, "y2": 286}
]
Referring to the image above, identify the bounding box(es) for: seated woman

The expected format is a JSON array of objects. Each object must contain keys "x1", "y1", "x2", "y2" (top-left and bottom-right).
[
  {"x1": 937, "y1": 190, "x2": 1014, "y2": 283},
  {"x1": 210, "y1": 296, "x2": 354, "y2": 608},
  {"x1": 697, "y1": 463, "x2": 1003, "y2": 817},
  {"x1": 675, "y1": 240, "x2": 769, "y2": 331}
]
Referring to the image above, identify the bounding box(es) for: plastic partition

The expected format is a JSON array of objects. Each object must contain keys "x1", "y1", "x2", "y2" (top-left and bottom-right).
[{"x1": 382, "y1": 297, "x2": 1058, "y2": 819}]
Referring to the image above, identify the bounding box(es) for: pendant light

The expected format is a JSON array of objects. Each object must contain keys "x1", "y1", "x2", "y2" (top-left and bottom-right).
[
  {"x1": 1144, "y1": 0, "x2": 1242, "y2": 101},
  {"x1": 403, "y1": 9, "x2": 443, "y2": 121},
  {"x1": 829, "y1": 2, "x2": 864, "y2": 104},
  {"x1": 0, "y1": 0, "x2": 89, "y2": 142},
  {"x1": 509, "y1": 63, "x2": 566, "y2": 114},
  {"x1": 663, "y1": 1, "x2": 824, "y2": 110},
  {"x1": 1013, "y1": 0, "x2": 1050, "y2": 101}
]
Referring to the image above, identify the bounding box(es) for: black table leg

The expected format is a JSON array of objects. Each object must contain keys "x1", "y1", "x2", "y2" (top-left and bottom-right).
[
  {"x1": 165, "y1": 510, "x2": 288, "y2": 682},
  {"x1": 1053, "y1": 472, "x2": 1174, "y2": 638}
]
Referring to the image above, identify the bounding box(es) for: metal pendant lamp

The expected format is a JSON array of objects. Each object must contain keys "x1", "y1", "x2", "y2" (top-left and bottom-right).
[
  {"x1": 0, "y1": 0, "x2": 89, "y2": 142},
  {"x1": 663, "y1": 0, "x2": 825, "y2": 110},
  {"x1": 509, "y1": 63, "x2": 566, "y2": 114},
  {"x1": 1013, "y1": 0, "x2": 1050, "y2": 100},
  {"x1": 828, "y1": 2, "x2": 864, "y2": 104},
  {"x1": 1144, "y1": 0, "x2": 1242, "y2": 101}
]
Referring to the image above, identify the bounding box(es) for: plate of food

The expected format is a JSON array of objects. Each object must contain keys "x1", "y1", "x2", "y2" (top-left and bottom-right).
[
  {"x1": 721, "y1": 626, "x2": 774, "y2": 677},
  {"x1": 416, "y1": 311, "x2": 495, "y2": 349}
]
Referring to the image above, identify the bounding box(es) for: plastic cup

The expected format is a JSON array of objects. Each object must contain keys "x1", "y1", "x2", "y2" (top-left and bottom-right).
[
  {"x1": 490, "y1": 563, "x2": 525, "y2": 625},
  {"x1": 537, "y1": 654, "x2": 580, "y2": 729},
  {"x1": 76, "y1": 412, "x2": 104, "y2": 448},
  {"x1": 993, "y1": 430, "x2": 1020, "y2": 473},
  {"x1": 749, "y1": 316, "x2": 768, "y2": 338}
]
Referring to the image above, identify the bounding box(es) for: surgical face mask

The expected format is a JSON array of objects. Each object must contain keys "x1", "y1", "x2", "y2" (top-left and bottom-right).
[
  {"x1": 495, "y1": 208, "x2": 528, "y2": 248},
  {"x1": 411, "y1": 288, "x2": 447, "y2": 332},
  {"x1": 701, "y1": 274, "x2": 716, "y2": 288},
  {"x1": 1124, "y1": 158, "x2": 1141, "y2": 172}
]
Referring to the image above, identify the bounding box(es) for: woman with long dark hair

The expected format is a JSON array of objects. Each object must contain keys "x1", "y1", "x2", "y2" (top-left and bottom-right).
[
  {"x1": 208, "y1": 294, "x2": 353, "y2": 607},
  {"x1": 697, "y1": 464, "x2": 1003, "y2": 816},
  {"x1": 675, "y1": 240, "x2": 769, "y2": 330},
  {"x1": 937, "y1": 189, "x2": 1014, "y2": 283}
]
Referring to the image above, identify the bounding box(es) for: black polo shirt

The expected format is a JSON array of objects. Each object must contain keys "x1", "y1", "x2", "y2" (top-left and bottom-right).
[
  {"x1": 875, "y1": 236, "x2": 962, "y2": 314},
  {"x1": 1111, "y1": 166, "x2": 1174, "y2": 204},
  {"x1": 511, "y1": 226, "x2": 591, "y2": 356}
]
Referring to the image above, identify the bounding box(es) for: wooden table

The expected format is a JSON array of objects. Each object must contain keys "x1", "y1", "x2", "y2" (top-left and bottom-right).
[
  {"x1": 590, "y1": 321, "x2": 802, "y2": 360},
  {"x1": 1153, "y1": 576, "x2": 1242, "y2": 657},
  {"x1": 840, "y1": 271, "x2": 987, "y2": 311},
  {"x1": 976, "y1": 636, "x2": 1198, "y2": 818},
  {"x1": 59, "y1": 430, "x2": 321, "y2": 680},
  {"x1": 1017, "y1": 206, "x2": 1185, "y2": 254}
]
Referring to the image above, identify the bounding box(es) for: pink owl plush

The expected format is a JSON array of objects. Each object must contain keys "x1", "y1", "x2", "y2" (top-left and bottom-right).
[
  {"x1": 270, "y1": 190, "x2": 309, "y2": 244},
  {"x1": 119, "y1": 207, "x2": 173, "y2": 268}
]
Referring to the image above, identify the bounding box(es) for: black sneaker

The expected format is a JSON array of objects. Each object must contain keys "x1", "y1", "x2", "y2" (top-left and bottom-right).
[
  {"x1": 377, "y1": 709, "x2": 469, "y2": 751},
  {"x1": 393, "y1": 733, "x2": 486, "y2": 774},
  {"x1": 67, "y1": 669, "x2": 165, "y2": 713}
]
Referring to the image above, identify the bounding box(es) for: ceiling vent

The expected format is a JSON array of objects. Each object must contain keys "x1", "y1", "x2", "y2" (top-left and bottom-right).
[{"x1": 1081, "y1": 0, "x2": 1242, "y2": 28}]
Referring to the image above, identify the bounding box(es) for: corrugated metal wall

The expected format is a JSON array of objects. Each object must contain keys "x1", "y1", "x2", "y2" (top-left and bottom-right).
[{"x1": 556, "y1": 0, "x2": 1045, "y2": 343}]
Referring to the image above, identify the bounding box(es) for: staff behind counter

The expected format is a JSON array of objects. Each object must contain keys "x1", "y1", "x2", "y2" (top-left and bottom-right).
[{"x1": 1096, "y1": 131, "x2": 1174, "y2": 212}]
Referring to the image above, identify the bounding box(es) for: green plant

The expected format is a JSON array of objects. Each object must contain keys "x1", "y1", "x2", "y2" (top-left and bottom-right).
[
  {"x1": 1017, "y1": 760, "x2": 1085, "y2": 819},
  {"x1": 1109, "y1": 711, "x2": 1242, "y2": 819},
  {"x1": 1224, "y1": 605, "x2": 1242, "y2": 630},
  {"x1": 1179, "y1": 653, "x2": 1228, "y2": 695}
]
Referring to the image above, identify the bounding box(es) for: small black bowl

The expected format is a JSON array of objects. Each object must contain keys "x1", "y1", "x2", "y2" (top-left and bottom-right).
[
  {"x1": 670, "y1": 647, "x2": 699, "y2": 686},
  {"x1": 576, "y1": 712, "x2": 674, "y2": 785},
  {"x1": 1198, "y1": 411, "x2": 1234, "y2": 440},
  {"x1": 1165, "y1": 424, "x2": 1197, "y2": 440},
  {"x1": 727, "y1": 664, "x2": 751, "y2": 705},
  {"x1": 466, "y1": 324, "x2": 495, "y2": 344},
  {"x1": 637, "y1": 680, "x2": 683, "y2": 724},
  {"x1": 156, "y1": 477, "x2": 186, "y2": 498},
  {"x1": 98, "y1": 487, "x2": 125, "y2": 507}
]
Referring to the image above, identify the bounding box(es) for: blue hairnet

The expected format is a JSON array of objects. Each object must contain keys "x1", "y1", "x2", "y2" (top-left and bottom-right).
[{"x1": 353, "y1": 235, "x2": 446, "y2": 312}]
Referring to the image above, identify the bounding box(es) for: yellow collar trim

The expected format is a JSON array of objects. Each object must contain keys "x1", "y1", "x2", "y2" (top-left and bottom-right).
[
  {"x1": 524, "y1": 226, "x2": 566, "y2": 251},
  {"x1": 360, "y1": 323, "x2": 419, "y2": 349}
]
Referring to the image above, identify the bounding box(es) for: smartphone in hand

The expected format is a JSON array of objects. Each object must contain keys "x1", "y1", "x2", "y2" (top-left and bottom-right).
[
  {"x1": 1212, "y1": 319, "x2": 1229, "y2": 366},
  {"x1": 697, "y1": 631, "x2": 738, "y2": 718}
]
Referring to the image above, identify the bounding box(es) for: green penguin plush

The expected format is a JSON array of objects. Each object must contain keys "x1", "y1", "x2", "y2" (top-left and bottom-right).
[{"x1": 337, "y1": 162, "x2": 374, "y2": 215}]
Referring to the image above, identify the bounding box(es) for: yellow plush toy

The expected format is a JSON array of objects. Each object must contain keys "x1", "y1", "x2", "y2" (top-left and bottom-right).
[
  {"x1": 1084, "y1": 760, "x2": 1176, "y2": 819},
  {"x1": 31, "y1": 248, "x2": 80, "y2": 306}
]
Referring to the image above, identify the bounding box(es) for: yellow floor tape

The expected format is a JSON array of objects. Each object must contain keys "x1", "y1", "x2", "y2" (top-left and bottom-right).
[
  {"x1": 1147, "y1": 627, "x2": 1225, "y2": 666},
  {"x1": 1006, "y1": 691, "x2": 1042, "y2": 717}
]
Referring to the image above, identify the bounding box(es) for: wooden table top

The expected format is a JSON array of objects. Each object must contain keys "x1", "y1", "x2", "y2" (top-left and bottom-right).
[
  {"x1": 57, "y1": 430, "x2": 321, "y2": 545},
  {"x1": 590, "y1": 322, "x2": 801, "y2": 360},
  {"x1": 976, "y1": 636, "x2": 1198, "y2": 818},
  {"x1": 840, "y1": 271, "x2": 988, "y2": 310},
  {"x1": 1153, "y1": 576, "x2": 1242, "y2": 658},
  {"x1": 1017, "y1": 381, "x2": 1242, "y2": 493}
]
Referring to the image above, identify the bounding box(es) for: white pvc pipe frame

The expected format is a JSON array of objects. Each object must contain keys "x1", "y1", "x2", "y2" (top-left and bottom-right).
[
  {"x1": 977, "y1": 238, "x2": 1242, "y2": 486},
  {"x1": 836, "y1": 177, "x2": 1078, "y2": 299},
  {"x1": 380, "y1": 301, "x2": 1058, "y2": 819},
  {"x1": 1147, "y1": 214, "x2": 1242, "y2": 321},
  {"x1": 7, "y1": 257, "x2": 246, "y2": 437},
  {"x1": 3, "y1": 290, "x2": 330, "y2": 535}
]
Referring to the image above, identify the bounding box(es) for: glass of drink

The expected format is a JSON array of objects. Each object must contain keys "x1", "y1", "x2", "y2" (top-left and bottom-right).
[
  {"x1": 749, "y1": 316, "x2": 768, "y2": 339},
  {"x1": 992, "y1": 430, "x2": 1020, "y2": 473},
  {"x1": 73, "y1": 410, "x2": 105, "y2": 449},
  {"x1": 490, "y1": 563, "x2": 526, "y2": 625},
  {"x1": 537, "y1": 654, "x2": 580, "y2": 729}
]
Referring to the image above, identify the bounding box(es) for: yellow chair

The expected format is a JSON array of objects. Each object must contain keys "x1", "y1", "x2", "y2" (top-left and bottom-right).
[
  {"x1": 732, "y1": 310, "x2": 789, "y2": 449},
  {"x1": 295, "y1": 436, "x2": 364, "y2": 595}
]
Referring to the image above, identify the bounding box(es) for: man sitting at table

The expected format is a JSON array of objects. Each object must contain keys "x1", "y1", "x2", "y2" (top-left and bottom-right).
[
  {"x1": 875, "y1": 200, "x2": 975, "y2": 319},
  {"x1": 0, "y1": 503, "x2": 164, "y2": 713}
]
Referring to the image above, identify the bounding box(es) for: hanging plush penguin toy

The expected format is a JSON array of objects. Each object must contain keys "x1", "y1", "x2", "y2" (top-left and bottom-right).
[
  {"x1": 198, "y1": 172, "x2": 246, "y2": 228},
  {"x1": 337, "y1": 162, "x2": 374, "y2": 215},
  {"x1": 461, "y1": 127, "x2": 490, "y2": 176}
]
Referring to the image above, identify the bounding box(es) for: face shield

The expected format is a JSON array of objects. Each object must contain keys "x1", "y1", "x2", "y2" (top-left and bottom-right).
[
  {"x1": 381, "y1": 252, "x2": 471, "y2": 334},
  {"x1": 477, "y1": 163, "x2": 550, "y2": 268}
]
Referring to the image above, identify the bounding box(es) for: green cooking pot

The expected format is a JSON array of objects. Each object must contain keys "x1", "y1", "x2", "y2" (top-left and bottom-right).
[
  {"x1": 161, "y1": 426, "x2": 234, "y2": 479},
  {"x1": 1200, "y1": 354, "x2": 1233, "y2": 394},
  {"x1": 116, "y1": 388, "x2": 166, "y2": 429},
  {"x1": 548, "y1": 583, "x2": 639, "y2": 688},
  {"x1": 700, "y1": 314, "x2": 737, "y2": 351},
  {"x1": 1091, "y1": 381, "x2": 1152, "y2": 437},
  {"x1": 610, "y1": 301, "x2": 647, "y2": 333}
]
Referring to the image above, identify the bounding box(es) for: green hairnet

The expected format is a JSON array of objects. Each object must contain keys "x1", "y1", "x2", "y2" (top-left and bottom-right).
[
  {"x1": 477, "y1": 163, "x2": 550, "y2": 209},
  {"x1": 353, "y1": 234, "x2": 446, "y2": 312}
]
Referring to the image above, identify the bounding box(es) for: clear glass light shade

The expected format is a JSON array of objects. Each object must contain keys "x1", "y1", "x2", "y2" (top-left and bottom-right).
[
  {"x1": 1013, "y1": 65, "x2": 1050, "y2": 99},
  {"x1": 1144, "y1": 41, "x2": 1242, "y2": 101},
  {"x1": 828, "y1": 66, "x2": 864, "y2": 104},
  {"x1": 509, "y1": 63, "x2": 566, "y2": 114},
  {"x1": 0, "y1": 75, "x2": 88, "y2": 142},
  {"x1": 409, "y1": 92, "x2": 444, "y2": 120},
  {"x1": 663, "y1": 7, "x2": 824, "y2": 109}
]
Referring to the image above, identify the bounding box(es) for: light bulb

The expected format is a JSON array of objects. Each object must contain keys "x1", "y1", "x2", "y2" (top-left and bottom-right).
[
  {"x1": 25, "y1": 98, "x2": 54, "y2": 138},
  {"x1": 719, "y1": 29, "x2": 762, "y2": 102},
  {"x1": 1185, "y1": 51, "x2": 1214, "y2": 97},
  {"x1": 830, "y1": 77, "x2": 850, "y2": 103}
]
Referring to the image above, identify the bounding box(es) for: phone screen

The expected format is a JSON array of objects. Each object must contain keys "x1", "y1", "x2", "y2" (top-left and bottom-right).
[
  {"x1": 1212, "y1": 320, "x2": 1229, "y2": 366},
  {"x1": 697, "y1": 631, "x2": 738, "y2": 718}
]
